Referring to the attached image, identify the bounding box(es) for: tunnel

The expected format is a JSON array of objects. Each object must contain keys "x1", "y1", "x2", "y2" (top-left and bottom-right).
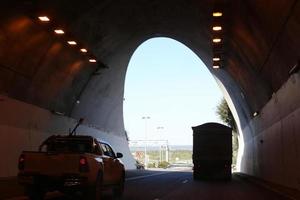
[{"x1": 1, "y1": 0, "x2": 300, "y2": 198}]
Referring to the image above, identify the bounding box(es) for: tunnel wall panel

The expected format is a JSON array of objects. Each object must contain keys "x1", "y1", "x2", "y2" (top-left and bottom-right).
[
  {"x1": 263, "y1": 123, "x2": 284, "y2": 184},
  {"x1": 282, "y1": 114, "x2": 299, "y2": 188},
  {"x1": 0, "y1": 95, "x2": 135, "y2": 178},
  {"x1": 71, "y1": 50, "x2": 130, "y2": 135},
  {"x1": 0, "y1": 125, "x2": 45, "y2": 177},
  {"x1": 242, "y1": 137, "x2": 254, "y2": 175},
  {"x1": 241, "y1": 73, "x2": 300, "y2": 190},
  {"x1": 295, "y1": 108, "x2": 300, "y2": 185}
]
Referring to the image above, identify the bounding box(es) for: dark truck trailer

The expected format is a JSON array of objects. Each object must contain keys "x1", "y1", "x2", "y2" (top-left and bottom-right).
[{"x1": 192, "y1": 122, "x2": 232, "y2": 180}]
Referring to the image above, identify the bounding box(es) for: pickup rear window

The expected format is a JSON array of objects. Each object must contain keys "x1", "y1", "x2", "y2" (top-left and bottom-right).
[{"x1": 46, "y1": 140, "x2": 93, "y2": 153}]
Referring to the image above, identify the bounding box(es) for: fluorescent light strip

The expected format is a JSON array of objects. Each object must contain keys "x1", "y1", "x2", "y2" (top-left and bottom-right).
[
  {"x1": 38, "y1": 16, "x2": 50, "y2": 22},
  {"x1": 80, "y1": 48, "x2": 88, "y2": 53},
  {"x1": 213, "y1": 38, "x2": 222, "y2": 43},
  {"x1": 54, "y1": 29, "x2": 64, "y2": 34},
  {"x1": 213, "y1": 12, "x2": 223, "y2": 17},
  {"x1": 68, "y1": 41, "x2": 77, "y2": 45},
  {"x1": 89, "y1": 59, "x2": 97, "y2": 63},
  {"x1": 213, "y1": 26, "x2": 222, "y2": 31}
]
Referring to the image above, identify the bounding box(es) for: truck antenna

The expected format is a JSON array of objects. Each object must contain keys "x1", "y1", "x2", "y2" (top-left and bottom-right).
[{"x1": 69, "y1": 118, "x2": 84, "y2": 136}]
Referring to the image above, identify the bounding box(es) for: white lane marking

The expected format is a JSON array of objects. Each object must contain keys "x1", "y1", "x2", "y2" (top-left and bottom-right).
[
  {"x1": 126, "y1": 171, "x2": 172, "y2": 181},
  {"x1": 182, "y1": 179, "x2": 188, "y2": 184}
]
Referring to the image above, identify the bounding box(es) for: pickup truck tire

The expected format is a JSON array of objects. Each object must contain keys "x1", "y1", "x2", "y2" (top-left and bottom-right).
[
  {"x1": 113, "y1": 172, "x2": 125, "y2": 197},
  {"x1": 86, "y1": 172, "x2": 102, "y2": 200},
  {"x1": 25, "y1": 185, "x2": 45, "y2": 200}
]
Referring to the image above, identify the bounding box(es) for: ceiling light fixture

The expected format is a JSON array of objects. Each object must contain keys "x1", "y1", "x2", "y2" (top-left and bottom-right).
[
  {"x1": 38, "y1": 16, "x2": 50, "y2": 22},
  {"x1": 213, "y1": 57, "x2": 220, "y2": 61},
  {"x1": 213, "y1": 65, "x2": 220, "y2": 69},
  {"x1": 54, "y1": 29, "x2": 64, "y2": 34},
  {"x1": 213, "y1": 26, "x2": 222, "y2": 31},
  {"x1": 80, "y1": 48, "x2": 88, "y2": 53},
  {"x1": 213, "y1": 12, "x2": 223, "y2": 17},
  {"x1": 213, "y1": 38, "x2": 222, "y2": 43},
  {"x1": 67, "y1": 41, "x2": 77, "y2": 45},
  {"x1": 89, "y1": 59, "x2": 97, "y2": 63}
]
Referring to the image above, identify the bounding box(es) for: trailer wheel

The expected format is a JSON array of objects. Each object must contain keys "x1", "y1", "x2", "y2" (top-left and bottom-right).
[
  {"x1": 225, "y1": 174, "x2": 232, "y2": 181},
  {"x1": 193, "y1": 172, "x2": 200, "y2": 180}
]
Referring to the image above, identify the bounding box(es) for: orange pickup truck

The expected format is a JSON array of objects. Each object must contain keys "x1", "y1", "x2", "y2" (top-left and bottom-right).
[{"x1": 18, "y1": 134, "x2": 125, "y2": 200}]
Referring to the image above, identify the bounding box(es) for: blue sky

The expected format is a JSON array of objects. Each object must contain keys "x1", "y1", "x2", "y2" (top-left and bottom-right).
[{"x1": 123, "y1": 37, "x2": 223, "y2": 145}]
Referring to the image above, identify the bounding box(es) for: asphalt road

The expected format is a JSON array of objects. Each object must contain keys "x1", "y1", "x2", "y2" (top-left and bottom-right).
[
  {"x1": 6, "y1": 170, "x2": 290, "y2": 200},
  {"x1": 124, "y1": 170, "x2": 289, "y2": 200}
]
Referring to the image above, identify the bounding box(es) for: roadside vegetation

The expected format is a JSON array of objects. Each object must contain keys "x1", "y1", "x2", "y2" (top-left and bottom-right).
[
  {"x1": 136, "y1": 150, "x2": 193, "y2": 168},
  {"x1": 216, "y1": 98, "x2": 239, "y2": 168}
]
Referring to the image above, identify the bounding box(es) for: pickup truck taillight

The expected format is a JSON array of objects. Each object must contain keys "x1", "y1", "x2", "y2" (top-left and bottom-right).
[
  {"x1": 18, "y1": 154, "x2": 25, "y2": 170},
  {"x1": 79, "y1": 156, "x2": 89, "y2": 172}
]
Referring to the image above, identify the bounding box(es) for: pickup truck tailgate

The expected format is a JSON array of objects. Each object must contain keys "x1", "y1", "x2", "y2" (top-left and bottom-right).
[{"x1": 23, "y1": 152, "x2": 81, "y2": 176}]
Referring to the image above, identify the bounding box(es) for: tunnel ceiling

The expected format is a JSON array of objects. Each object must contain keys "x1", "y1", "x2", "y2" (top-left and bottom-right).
[{"x1": 1, "y1": 0, "x2": 300, "y2": 124}]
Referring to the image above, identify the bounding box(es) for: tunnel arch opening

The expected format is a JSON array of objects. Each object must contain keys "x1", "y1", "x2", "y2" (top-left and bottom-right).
[{"x1": 123, "y1": 37, "x2": 243, "y2": 169}]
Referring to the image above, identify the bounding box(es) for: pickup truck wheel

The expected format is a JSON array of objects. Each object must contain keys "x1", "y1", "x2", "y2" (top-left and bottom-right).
[
  {"x1": 113, "y1": 175, "x2": 125, "y2": 197},
  {"x1": 25, "y1": 186, "x2": 45, "y2": 200},
  {"x1": 95, "y1": 175, "x2": 102, "y2": 200},
  {"x1": 86, "y1": 173, "x2": 102, "y2": 200}
]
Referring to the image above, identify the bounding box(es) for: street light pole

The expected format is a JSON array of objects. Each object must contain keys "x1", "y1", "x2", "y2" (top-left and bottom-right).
[
  {"x1": 142, "y1": 116, "x2": 150, "y2": 167},
  {"x1": 166, "y1": 140, "x2": 169, "y2": 162},
  {"x1": 156, "y1": 126, "x2": 164, "y2": 163}
]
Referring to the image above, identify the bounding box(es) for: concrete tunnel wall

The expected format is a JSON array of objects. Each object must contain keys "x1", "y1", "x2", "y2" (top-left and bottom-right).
[
  {"x1": 0, "y1": 0, "x2": 300, "y2": 193},
  {"x1": 240, "y1": 73, "x2": 300, "y2": 190},
  {"x1": 0, "y1": 95, "x2": 136, "y2": 177}
]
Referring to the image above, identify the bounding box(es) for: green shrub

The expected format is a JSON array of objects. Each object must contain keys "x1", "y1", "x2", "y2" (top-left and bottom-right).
[
  {"x1": 158, "y1": 161, "x2": 170, "y2": 169},
  {"x1": 147, "y1": 162, "x2": 156, "y2": 168}
]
